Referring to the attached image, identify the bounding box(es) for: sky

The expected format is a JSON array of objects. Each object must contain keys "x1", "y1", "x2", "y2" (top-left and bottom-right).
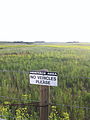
[{"x1": 0, "y1": 0, "x2": 90, "y2": 43}]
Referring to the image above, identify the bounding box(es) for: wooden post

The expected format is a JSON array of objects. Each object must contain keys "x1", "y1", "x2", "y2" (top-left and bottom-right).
[{"x1": 40, "y1": 69, "x2": 49, "y2": 120}]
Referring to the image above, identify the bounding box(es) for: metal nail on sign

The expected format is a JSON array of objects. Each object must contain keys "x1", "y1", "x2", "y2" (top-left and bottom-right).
[{"x1": 29, "y1": 71, "x2": 58, "y2": 86}]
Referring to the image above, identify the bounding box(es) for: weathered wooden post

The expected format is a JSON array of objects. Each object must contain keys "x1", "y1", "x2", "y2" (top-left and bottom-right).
[
  {"x1": 40, "y1": 85, "x2": 49, "y2": 120},
  {"x1": 40, "y1": 69, "x2": 49, "y2": 120}
]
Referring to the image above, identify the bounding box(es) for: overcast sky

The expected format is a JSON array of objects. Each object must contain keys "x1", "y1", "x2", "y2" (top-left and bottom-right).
[{"x1": 0, "y1": 0, "x2": 90, "y2": 42}]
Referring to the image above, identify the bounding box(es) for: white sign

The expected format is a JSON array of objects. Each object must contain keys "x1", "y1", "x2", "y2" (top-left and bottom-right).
[{"x1": 29, "y1": 71, "x2": 58, "y2": 86}]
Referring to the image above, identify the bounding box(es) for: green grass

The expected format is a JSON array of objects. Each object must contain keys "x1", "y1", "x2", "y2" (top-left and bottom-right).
[{"x1": 0, "y1": 43, "x2": 90, "y2": 119}]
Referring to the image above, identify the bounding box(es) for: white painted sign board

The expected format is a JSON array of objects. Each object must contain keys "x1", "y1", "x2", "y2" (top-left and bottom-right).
[{"x1": 29, "y1": 71, "x2": 58, "y2": 86}]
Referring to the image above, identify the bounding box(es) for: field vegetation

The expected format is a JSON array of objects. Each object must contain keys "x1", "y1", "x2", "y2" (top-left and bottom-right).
[{"x1": 0, "y1": 42, "x2": 90, "y2": 120}]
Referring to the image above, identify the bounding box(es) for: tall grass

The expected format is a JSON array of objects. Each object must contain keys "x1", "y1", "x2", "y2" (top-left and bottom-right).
[{"x1": 0, "y1": 43, "x2": 90, "y2": 119}]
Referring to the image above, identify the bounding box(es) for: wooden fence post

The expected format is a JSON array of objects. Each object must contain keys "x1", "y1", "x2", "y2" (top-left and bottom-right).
[
  {"x1": 40, "y1": 86, "x2": 49, "y2": 120},
  {"x1": 40, "y1": 69, "x2": 49, "y2": 120}
]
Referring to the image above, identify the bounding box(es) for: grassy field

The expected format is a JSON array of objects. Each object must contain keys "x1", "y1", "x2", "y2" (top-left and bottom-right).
[{"x1": 0, "y1": 42, "x2": 90, "y2": 120}]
